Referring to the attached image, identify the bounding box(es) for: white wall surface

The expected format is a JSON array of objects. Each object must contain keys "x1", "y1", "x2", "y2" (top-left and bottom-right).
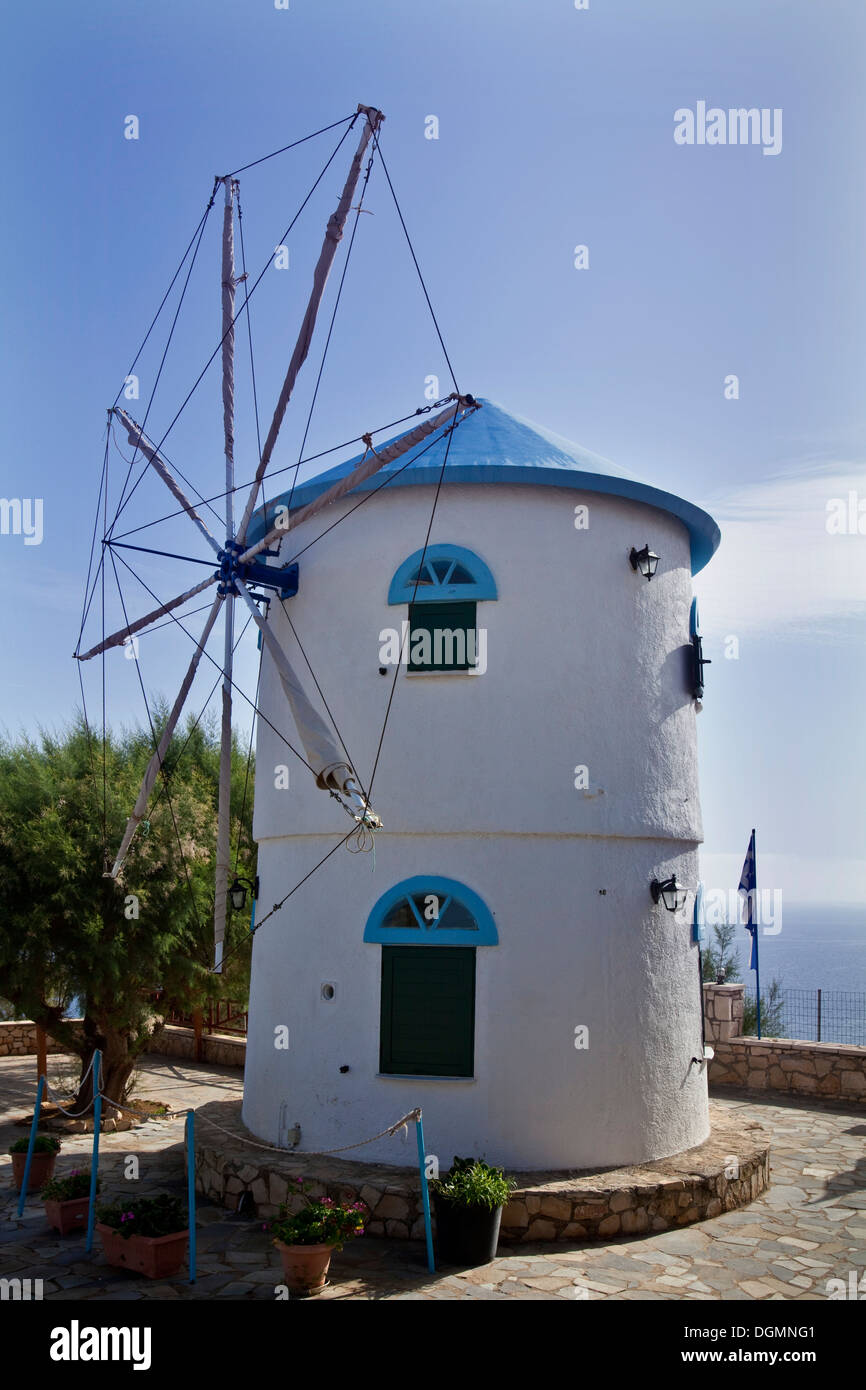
[{"x1": 243, "y1": 482, "x2": 709, "y2": 1168}]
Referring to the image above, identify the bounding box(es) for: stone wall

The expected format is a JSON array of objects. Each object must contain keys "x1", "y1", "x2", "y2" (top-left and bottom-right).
[
  {"x1": 144, "y1": 1024, "x2": 245, "y2": 1070},
  {"x1": 0, "y1": 1020, "x2": 80, "y2": 1057},
  {"x1": 193, "y1": 1098, "x2": 769, "y2": 1243},
  {"x1": 703, "y1": 983, "x2": 745, "y2": 1042},
  {"x1": 0, "y1": 1018, "x2": 245, "y2": 1071},
  {"x1": 708, "y1": 1037, "x2": 866, "y2": 1103}
]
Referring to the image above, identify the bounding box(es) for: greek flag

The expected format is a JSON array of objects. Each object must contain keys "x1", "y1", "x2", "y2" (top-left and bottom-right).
[{"x1": 738, "y1": 829, "x2": 758, "y2": 971}]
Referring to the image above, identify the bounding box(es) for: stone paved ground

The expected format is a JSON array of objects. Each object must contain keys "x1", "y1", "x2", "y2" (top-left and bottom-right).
[{"x1": 1, "y1": 1055, "x2": 863, "y2": 1301}]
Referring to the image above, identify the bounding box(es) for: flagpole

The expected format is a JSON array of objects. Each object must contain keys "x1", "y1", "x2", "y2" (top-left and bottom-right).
[{"x1": 753, "y1": 828, "x2": 761, "y2": 1038}]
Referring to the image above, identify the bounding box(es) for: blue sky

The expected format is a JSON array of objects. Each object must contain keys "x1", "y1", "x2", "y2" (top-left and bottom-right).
[{"x1": 1, "y1": 0, "x2": 864, "y2": 907}]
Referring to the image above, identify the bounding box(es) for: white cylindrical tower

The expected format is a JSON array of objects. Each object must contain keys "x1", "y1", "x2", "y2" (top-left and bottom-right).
[{"x1": 241, "y1": 400, "x2": 720, "y2": 1169}]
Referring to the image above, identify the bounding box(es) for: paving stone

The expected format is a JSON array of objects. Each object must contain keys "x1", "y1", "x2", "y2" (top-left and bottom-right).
[
  {"x1": 739, "y1": 1279, "x2": 776, "y2": 1298},
  {"x1": 1, "y1": 1053, "x2": 863, "y2": 1303}
]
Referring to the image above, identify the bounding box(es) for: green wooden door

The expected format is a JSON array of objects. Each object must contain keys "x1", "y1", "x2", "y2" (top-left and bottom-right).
[
  {"x1": 379, "y1": 945, "x2": 475, "y2": 1076},
  {"x1": 407, "y1": 601, "x2": 477, "y2": 671}
]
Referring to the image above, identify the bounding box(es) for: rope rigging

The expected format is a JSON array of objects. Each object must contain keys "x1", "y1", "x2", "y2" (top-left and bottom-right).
[
  {"x1": 106, "y1": 118, "x2": 360, "y2": 539},
  {"x1": 77, "y1": 104, "x2": 475, "y2": 979},
  {"x1": 106, "y1": 547, "x2": 206, "y2": 938},
  {"x1": 107, "y1": 184, "x2": 219, "y2": 542},
  {"x1": 104, "y1": 398, "x2": 463, "y2": 547}
]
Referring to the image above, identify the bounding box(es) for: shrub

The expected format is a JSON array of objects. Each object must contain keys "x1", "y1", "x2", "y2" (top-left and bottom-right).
[
  {"x1": 267, "y1": 1180, "x2": 367, "y2": 1249},
  {"x1": 430, "y1": 1156, "x2": 516, "y2": 1211},
  {"x1": 96, "y1": 1193, "x2": 186, "y2": 1239},
  {"x1": 744, "y1": 979, "x2": 786, "y2": 1038},
  {"x1": 10, "y1": 1134, "x2": 61, "y2": 1155},
  {"x1": 41, "y1": 1170, "x2": 98, "y2": 1201}
]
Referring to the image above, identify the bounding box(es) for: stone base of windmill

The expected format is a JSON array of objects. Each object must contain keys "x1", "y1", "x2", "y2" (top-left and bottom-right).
[{"x1": 193, "y1": 1100, "x2": 769, "y2": 1244}]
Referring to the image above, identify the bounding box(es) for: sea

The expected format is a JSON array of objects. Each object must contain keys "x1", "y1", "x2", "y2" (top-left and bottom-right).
[
  {"x1": 722, "y1": 902, "x2": 866, "y2": 994},
  {"x1": 716, "y1": 902, "x2": 866, "y2": 1044}
]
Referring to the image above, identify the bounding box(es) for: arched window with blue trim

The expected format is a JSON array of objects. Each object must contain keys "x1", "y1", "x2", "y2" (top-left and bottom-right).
[
  {"x1": 388, "y1": 545, "x2": 496, "y2": 674},
  {"x1": 365, "y1": 877, "x2": 498, "y2": 1078}
]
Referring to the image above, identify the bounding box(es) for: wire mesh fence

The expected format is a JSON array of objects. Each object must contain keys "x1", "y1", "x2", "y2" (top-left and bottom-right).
[{"x1": 744, "y1": 987, "x2": 866, "y2": 1046}]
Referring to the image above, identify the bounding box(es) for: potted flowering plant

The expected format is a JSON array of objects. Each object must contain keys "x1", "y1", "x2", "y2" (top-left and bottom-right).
[
  {"x1": 41, "y1": 1169, "x2": 99, "y2": 1235},
  {"x1": 267, "y1": 1180, "x2": 368, "y2": 1294},
  {"x1": 95, "y1": 1194, "x2": 188, "y2": 1279},
  {"x1": 430, "y1": 1156, "x2": 516, "y2": 1267},
  {"x1": 10, "y1": 1134, "x2": 61, "y2": 1192}
]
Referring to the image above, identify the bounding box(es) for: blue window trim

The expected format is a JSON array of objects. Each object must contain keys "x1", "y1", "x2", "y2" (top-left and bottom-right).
[
  {"x1": 364, "y1": 876, "x2": 499, "y2": 945},
  {"x1": 387, "y1": 544, "x2": 497, "y2": 605}
]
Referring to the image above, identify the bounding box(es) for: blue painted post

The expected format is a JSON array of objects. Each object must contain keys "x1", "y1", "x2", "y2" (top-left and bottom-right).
[
  {"x1": 414, "y1": 1110, "x2": 435, "y2": 1274},
  {"x1": 85, "y1": 1051, "x2": 102, "y2": 1254},
  {"x1": 16, "y1": 1074, "x2": 45, "y2": 1217},
  {"x1": 186, "y1": 1110, "x2": 197, "y2": 1283}
]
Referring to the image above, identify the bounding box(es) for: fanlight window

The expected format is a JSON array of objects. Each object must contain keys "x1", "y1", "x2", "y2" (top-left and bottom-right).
[
  {"x1": 407, "y1": 559, "x2": 475, "y2": 589},
  {"x1": 381, "y1": 893, "x2": 479, "y2": 934},
  {"x1": 364, "y1": 876, "x2": 498, "y2": 946},
  {"x1": 387, "y1": 544, "x2": 497, "y2": 606}
]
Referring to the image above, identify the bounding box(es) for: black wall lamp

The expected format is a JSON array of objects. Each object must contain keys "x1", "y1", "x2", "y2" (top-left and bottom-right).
[
  {"x1": 651, "y1": 876, "x2": 687, "y2": 913},
  {"x1": 229, "y1": 875, "x2": 259, "y2": 912},
  {"x1": 629, "y1": 545, "x2": 659, "y2": 581}
]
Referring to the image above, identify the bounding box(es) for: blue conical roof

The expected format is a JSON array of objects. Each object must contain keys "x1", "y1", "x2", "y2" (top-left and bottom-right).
[{"x1": 249, "y1": 399, "x2": 720, "y2": 573}]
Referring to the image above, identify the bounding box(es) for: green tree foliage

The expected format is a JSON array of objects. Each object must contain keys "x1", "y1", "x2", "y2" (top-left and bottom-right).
[
  {"x1": 701, "y1": 922, "x2": 785, "y2": 1037},
  {"x1": 0, "y1": 710, "x2": 255, "y2": 1107},
  {"x1": 743, "y1": 979, "x2": 786, "y2": 1038},
  {"x1": 701, "y1": 921, "x2": 741, "y2": 983}
]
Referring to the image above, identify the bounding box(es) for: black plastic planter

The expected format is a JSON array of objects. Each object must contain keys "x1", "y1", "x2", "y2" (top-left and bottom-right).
[{"x1": 432, "y1": 1194, "x2": 503, "y2": 1267}]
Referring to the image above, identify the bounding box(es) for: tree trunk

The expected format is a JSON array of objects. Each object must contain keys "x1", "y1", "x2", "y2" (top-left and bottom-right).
[
  {"x1": 35, "y1": 1023, "x2": 48, "y2": 1080},
  {"x1": 72, "y1": 1017, "x2": 137, "y2": 1120}
]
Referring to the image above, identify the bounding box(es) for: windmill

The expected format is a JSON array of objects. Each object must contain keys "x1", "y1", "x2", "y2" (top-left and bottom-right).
[{"x1": 74, "y1": 103, "x2": 479, "y2": 971}]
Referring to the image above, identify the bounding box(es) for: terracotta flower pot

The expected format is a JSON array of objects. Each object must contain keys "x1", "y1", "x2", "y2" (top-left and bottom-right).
[
  {"x1": 96, "y1": 1223, "x2": 189, "y2": 1280},
  {"x1": 274, "y1": 1240, "x2": 334, "y2": 1293},
  {"x1": 11, "y1": 1151, "x2": 57, "y2": 1193},
  {"x1": 44, "y1": 1196, "x2": 91, "y2": 1235}
]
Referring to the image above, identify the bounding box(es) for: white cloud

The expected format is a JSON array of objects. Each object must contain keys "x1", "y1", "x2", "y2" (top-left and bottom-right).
[{"x1": 694, "y1": 461, "x2": 866, "y2": 640}]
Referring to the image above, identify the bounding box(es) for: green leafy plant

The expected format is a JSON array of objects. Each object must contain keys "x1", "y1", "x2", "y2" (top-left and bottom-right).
[
  {"x1": 701, "y1": 922, "x2": 742, "y2": 983},
  {"x1": 10, "y1": 1134, "x2": 61, "y2": 1155},
  {"x1": 700, "y1": 922, "x2": 786, "y2": 1038},
  {"x1": 41, "y1": 1169, "x2": 98, "y2": 1201},
  {"x1": 0, "y1": 714, "x2": 256, "y2": 1109},
  {"x1": 96, "y1": 1193, "x2": 186, "y2": 1240},
  {"x1": 430, "y1": 1157, "x2": 516, "y2": 1211},
  {"x1": 743, "y1": 979, "x2": 786, "y2": 1038},
  {"x1": 267, "y1": 1180, "x2": 368, "y2": 1249}
]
